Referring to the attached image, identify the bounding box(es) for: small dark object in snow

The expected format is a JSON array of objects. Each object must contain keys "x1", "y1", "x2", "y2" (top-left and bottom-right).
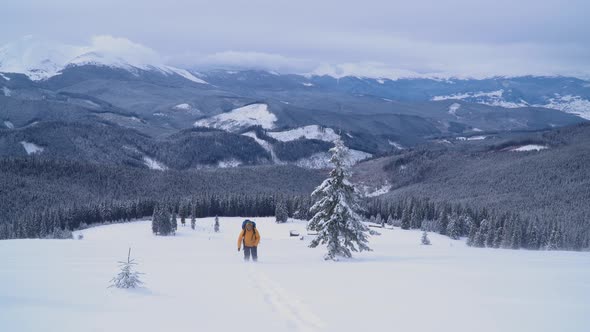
[
  {"x1": 300, "y1": 236, "x2": 305, "y2": 240},
  {"x1": 77, "y1": 234, "x2": 84, "y2": 240},
  {"x1": 290, "y1": 230, "x2": 300, "y2": 237}
]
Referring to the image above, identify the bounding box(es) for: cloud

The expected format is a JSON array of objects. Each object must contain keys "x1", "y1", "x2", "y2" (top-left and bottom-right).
[
  {"x1": 3, "y1": 34, "x2": 589, "y2": 80},
  {"x1": 312, "y1": 62, "x2": 422, "y2": 79},
  {"x1": 1, "y1": 1, "x2": 589, "y2": 79},
  {"x1": 171, "y1": 38, "x2": 590, "y2": 79},
  {"x1": 168, "y1": 51, "x2": 314, "y2": 73},
  {"x1": 87, "y1": 35, "x2": 162, "y2": 65}
]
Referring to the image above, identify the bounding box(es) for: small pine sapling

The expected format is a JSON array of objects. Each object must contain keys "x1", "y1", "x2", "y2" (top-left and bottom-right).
[
  {"x1": 421, "y1": 231, "x2": 431, "y2": 245},
  {"x1": 110, "y1": 248, "x2": 143, "y2": 289}
]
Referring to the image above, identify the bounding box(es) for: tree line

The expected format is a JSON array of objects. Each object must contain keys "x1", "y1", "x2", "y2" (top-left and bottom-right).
[
  {"x1": 0, "y1": 193, "x2": 312, "y2": 240},
  {"x1": 366, "y1": 197, "x2": 589, "y2": 251}
]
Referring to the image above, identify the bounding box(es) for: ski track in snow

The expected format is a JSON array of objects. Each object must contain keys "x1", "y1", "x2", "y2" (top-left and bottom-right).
[{"x1": 249, "y1": 267, "x2": 325, "y2": 331}]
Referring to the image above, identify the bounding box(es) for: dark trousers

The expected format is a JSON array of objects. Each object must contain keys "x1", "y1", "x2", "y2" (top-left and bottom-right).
[{"x1": 244, "y1": 246, "x2": 258, "y2": 261}]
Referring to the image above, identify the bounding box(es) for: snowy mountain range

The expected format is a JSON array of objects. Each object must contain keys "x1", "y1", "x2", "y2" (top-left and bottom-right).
[
  {"x1": 0, "y1": 36, "x2": 207, "y2": 83},
  {"x1": 1, "y1": 36, "x2": 589, "y2": 172}
]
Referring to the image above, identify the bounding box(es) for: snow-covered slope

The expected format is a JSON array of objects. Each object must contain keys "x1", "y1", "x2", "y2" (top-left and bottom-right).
[
  {"x1": 242, "y1": 131, "x2": 277, "y2": 162},
  {"x1": 268, "y1": 125, "x2": 340, "y2": 143},
  {"x1": 433, "y1": 90, "x2": 590, "y2": 120},
  {"x1": 20, "y1": 141, "x2": 44, "y2": 155},
  {"x1": 0, "y1": 36, "x2": 207, "y2": 84},
  {"x1": 173, "y1": 103, "x2": 191, "y2": 110},
  {"x1": 1, "y1": 217, "x2": 588, "y2": 332},
  {"x1": 448, "y1": 102, "x2": 461, "y2": 116},
  {"x1": 542, "y1": 95, "x2": 590, "y2": 120},
  {"x1": 142, "y1": 156, "x2": 167, "y2": 170},
  {"x1": 194, "y1": 103, "x2": 276, "y2": 132},
  {"x1": 510, "y1": 144, "x2": 548, "y2": 152},
  {"x1": 296, "y1": 149, "x2": 371, "y2": 169},
  {"x1": 433, "y1": 90, "x2": 529, "y2": 108}
]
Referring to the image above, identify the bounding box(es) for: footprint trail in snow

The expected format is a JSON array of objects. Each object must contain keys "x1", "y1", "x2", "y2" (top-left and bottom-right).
[{"x1": 248, "y1": 266, "x2": 325, "y2": 331}]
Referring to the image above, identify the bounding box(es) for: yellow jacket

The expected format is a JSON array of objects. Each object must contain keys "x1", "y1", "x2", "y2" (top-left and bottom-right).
[{"x1": 238, "y1": 228, "x2": 260, "y2": 248}]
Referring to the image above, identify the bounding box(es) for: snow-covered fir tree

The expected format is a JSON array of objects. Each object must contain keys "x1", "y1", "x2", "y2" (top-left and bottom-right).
[
  {"x1": 485, "y1": 219, "x2": 497, "y2": 248},
  {"x1": 152, "y1": 206, "x2": 173, "y2": 236},
  {"x1": 190, "y1": 213, "x2": 196, "y2": 230},
  {"x1": 275, "y1": 200, "x2": 288, "y2": 223},
  {"x1": 307, "y1": 139, "x2": 375, "y2": 261},
  {"x1": 387, "y1": 215, "x2": 394, "y2": 227},
  {"x1": 151, "y1": 206, "x2": 160, "y2": 234},
  {"x1": 110, "y1": 248, "x2": 143, "y2": 289},
  {"x1": 446, "y1": 214, "x2": 461, "y2": 240},
  {"x1": 401, "y1": 209, "x2": 411, "y2": 230},
  {"x1": 375, "y1": 214, "x2": 384, "y2": 227},
  {"x1": 466, "y1": 224, "x2": 478, "y2": 247},
  {"x1": 214, "y1": 216, "x2": 220, "y2": 233},
  {"x1": 171, "y1": 212, "x2": 178, "y2": 235},
  {"x1": 493, "y1": 226, "x2": 504, "y2": 249},
  {"x1": 473, "y1": 219, "x2": 489, "y2": 248},
  {"x1": 421, "y1": 231, "x2": 431, "y2": 245},
  {"x1": 438, "y1": 210, "x2": 449, "y2": 235},
  {"x1": 546, "y1": 224, "x2": 562, "y2": 250}
]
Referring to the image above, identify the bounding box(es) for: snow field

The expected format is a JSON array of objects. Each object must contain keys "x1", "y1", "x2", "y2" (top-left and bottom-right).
[
  {"x1": 0, "y1": 217, "x2": 589, "y2": 332},
  {"x1": 268, "y1": 125, "x2": 340, "y2": 143},
  {"x1": 20, "y1": 141, "x2": 44, "y2": 155},
  {"x1": 194, "y1": 103, "x2": 277, "y2": 132},
  {"x1": 511, "y1": 144, "x2": 548, "y2": 152}
]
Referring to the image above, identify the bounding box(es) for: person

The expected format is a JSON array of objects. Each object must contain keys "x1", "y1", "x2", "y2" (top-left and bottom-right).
[{"x1": 237, "y1": 220, "x2": 260, "y2": 261}]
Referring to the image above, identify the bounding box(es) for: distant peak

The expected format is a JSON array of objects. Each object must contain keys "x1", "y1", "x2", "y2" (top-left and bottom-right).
[{"x1": 0, "y1": 35, "x2": 207, "y2": 84}]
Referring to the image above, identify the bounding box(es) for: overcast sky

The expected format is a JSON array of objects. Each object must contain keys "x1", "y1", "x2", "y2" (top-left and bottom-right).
[{"x1": 2, "y1": 0, "x2": 590, "y2": 78}]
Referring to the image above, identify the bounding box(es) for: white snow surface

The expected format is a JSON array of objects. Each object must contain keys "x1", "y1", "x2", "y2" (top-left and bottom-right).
[
  {"x1": 388, "y1": 140, "x2": 404, "y2": 149},
  {"x1": 433, "y1": 90, "x2": 590, "y2": 119},
  {"x1": 448, "y1": 102, "x2": 461, "y2": 115},
  {"x1": 4, "y1": 121, "x2": 14, "y2": 129},
  {"x1": 20, "y1": 141, "x2": 43, "y2": 155},
  {"x1": 194, "y1": 103, "x2": 277, "y2": 132},
  {"x1": 365, "y1": 184, "x2": 392, "y2": 197},
  {"x1": 467, "y1": 135, "x2": 487, "y2": 140},
  {"x1": 296, "y1": 149, "x2": 371, "y2": 169},
  {"x1": 541, "y1": 94, "x2": 590, "y2": 120},
  {"x1": 0, "y1": 36, "x2": 207, "y2": 84},
  {"x1": 268, "y1": 125, "x2": 340, "y2": 143},
  {"x1": 142, "y1": 156, "x2": 167, "y2": 171},
  {"x1": 302, "y1": 82, "x2": 314, "y2": 87},
  {"x1": 173, "y1": 103, "x2": 191, "y2": 110},
  {"x1": 0, "y1": 73, "x2": 10, "y2": 80},
  {"x1": 242, "y1": 131, "x2": 276, "y2": 160},
  {"x1": 1, "y1": 217, "x2": 589, "y2": 332},
  {"x1": 2, "y1": 86, "x2": 11, "y2": 96},
  {"x1": 218, "y1": 159, "x2": 242, "y2": 168},
  {"x1": 433, "y1": 89, "x2": 528, "y2": 108},
  {"x1": 511, "y1": 144, "x2": 549, "y2": 152}
]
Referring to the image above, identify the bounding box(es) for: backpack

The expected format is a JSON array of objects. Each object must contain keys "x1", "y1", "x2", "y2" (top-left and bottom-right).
[{"x1": 242, "y1": 219, "x2": 256, "y2": 230}]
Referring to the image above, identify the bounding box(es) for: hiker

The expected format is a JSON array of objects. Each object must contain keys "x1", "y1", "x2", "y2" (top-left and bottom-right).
[{"x1": 237, "y1": 220, "x2": 260, "y2": 261}]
